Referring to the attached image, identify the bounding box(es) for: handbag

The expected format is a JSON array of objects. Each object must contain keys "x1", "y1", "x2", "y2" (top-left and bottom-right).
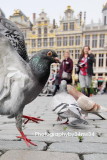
[{"x1": 62, "y1": 71, "x2": 71, "y2": 80}]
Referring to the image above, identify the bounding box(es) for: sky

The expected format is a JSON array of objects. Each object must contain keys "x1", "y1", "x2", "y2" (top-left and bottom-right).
[{"x1": 0, "y1": 0, "x2": 107, "y2": 24}]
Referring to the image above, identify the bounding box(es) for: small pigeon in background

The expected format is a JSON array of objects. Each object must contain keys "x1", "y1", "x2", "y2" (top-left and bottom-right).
[
  {"x1": 51, "y1": 80, "x2": 88, "y2": 125},
  {"x1": 0, "y1": 16, "x2": 59, "y2": 146}
]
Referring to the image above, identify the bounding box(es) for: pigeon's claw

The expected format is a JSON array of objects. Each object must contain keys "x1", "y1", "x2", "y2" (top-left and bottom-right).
[
  {"x1": 23, "y1": 115, "x2": 44, "y2": 124},
  {"x1": 61, "y1": 119, "x2": 69, "y2": 125},
  {"x1": 17, "y1": 131, "x2": 37, "y2": 147}
]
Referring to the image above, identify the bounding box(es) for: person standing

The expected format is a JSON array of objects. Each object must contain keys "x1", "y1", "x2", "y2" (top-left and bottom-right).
[
  {"x1": 59, "y1": 50, "x2": 73, "y2": 84},
  {"x1": 78, "y1": 46, "x2": 95, "y2": 97},
  {"x1": 53, "y1": 70, "x2": 60, "y2": 96}
]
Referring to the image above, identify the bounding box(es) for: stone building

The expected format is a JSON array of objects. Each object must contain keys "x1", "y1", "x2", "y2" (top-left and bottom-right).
[
  {"x1": 83, "y1": 2, "x2": 107, "y2": 81},
  {"x1": 1, "y1": 2, "x2": 107, "y2": 83}
]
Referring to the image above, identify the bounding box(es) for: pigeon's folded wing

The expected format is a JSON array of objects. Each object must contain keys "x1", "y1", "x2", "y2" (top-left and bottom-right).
[{"x1": 0, "y1": 35, "x2": 30, "y2": 114}]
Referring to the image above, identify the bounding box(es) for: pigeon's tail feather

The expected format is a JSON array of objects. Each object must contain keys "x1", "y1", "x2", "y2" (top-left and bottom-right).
[{"x1": 71, "y1": 118, "x2": 88, "y2": 125}]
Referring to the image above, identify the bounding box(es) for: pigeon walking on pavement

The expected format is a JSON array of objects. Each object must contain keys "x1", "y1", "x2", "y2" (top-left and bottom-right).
[
  {"x1": 67, "y1": 85, "x2": 107, "y2": 120},
  {"x1": 51, "y1": 80, "x2": 88, "y2": 125},
  {"x1": 0, "y1": 16, "x2": 59, "y2": 146}
]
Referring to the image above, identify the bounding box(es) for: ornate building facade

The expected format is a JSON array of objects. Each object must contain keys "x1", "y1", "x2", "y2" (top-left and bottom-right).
[{"x1": 1, "y1": 3, "x2": 107, "y2": 83}]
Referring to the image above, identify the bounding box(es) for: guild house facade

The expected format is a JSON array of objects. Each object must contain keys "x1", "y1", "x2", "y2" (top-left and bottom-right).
[{"x1": 1, "y1": 2, "x2": 107, "y2": 83}]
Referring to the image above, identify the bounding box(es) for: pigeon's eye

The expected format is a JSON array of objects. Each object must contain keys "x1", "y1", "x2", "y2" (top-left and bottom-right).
[{"x1": 47, "y1": 51, "x2": 52, "y2": 56}]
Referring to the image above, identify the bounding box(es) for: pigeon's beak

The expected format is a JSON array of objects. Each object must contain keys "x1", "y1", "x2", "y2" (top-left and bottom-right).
[{"x1": 54, "y1": 57, "x2": 60, "y2": 63}]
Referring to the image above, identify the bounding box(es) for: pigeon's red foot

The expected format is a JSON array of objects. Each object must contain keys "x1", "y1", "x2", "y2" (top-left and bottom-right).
[
  {"x1": 23, "y1": 115, "x2": 44, "y2": 124},
  {"x1": 17, "y1": 131, "x2": 37, "y2": 147},
  {"x1": 60, "y1": 119, "x2": 69, "y2": 125}
]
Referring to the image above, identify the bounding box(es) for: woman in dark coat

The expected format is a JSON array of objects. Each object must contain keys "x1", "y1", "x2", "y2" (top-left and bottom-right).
[
  {"x1": 77, "y1": 46, "x2": 95, "y2": 97},
  {"x1": 59, "y1": 50, "x2": 73, "y2": 84}
]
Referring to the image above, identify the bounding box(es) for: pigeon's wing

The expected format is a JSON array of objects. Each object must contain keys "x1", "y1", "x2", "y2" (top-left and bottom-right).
[
  {"x1": 0, "y1": 34, "x2": 31, "y2": 116},
  {"x1": 67, "y1": 104, "x2": 81, "y2": 118},
  {"x1": 0, "y1": 17, "x2": 29, "y2": 61}
]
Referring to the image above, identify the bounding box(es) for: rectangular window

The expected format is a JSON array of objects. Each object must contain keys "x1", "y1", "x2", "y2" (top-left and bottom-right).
[
  {"x1": 104, "y1": 16, "x2": 106, "y2": 25},
  {"x1": 63, "y1": 23, "x2": 68, "y2": 31},
  {"x1": 37, "y1": 39, "x2": 42, "y2": 47},
  {"x1": 57, "y1": 37, "x2": 62, "y2": 46},
  {"x1": 99, "y1": 54, "x2": 104, "y2": 67},
  {"x1": 94, "y1": 54, "x2": 96, "y2": 67},
  {"x1": 69, "y1": 36, "x2": 74, "y2": 46},
  {"x1": 70, "y1": 22, "x2": 74, "y2": 30},
  {"x1": 32, "y1": 39, "x2": 36, "y2": 48},
  {"x1": 63, "y1": 37, "x2": 68, "y2": 46},
  {"x1": 99, "y1": 34, "x2": 105, "y2": 48},
  {"x1": 43, "y1": 38, "x2": 48, "y2": 47},
  {"x1": 75, "y1": 36, "x2": 80, "y2": 45},
  {"x1": 106, "y1": 54, "x2": 107, "y2": 67},
  {"x1": 92, "y1": 35, "x2": 97, "y2": 48},
  {"x1": 49, "y1": 38, "x2": 54, "y2": 46},
  {"x1": 57, "y1": 51, "x2": 61, "y2": 59},
  {"x1": 75, "y1": 50, "x2": 80, "y2": 59},
  {"x1": 85, "y1": 35, "x2": 90, "y2": 46},
  {"x1": 70, "y1": 50, "x2": 73, "y2": 58}
]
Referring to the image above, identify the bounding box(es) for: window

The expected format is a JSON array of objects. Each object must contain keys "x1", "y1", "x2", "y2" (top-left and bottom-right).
[
  {"x1": 38, "y1": 28, "x2": 41, "y2": 35},
  {"x1": 99, "y1": 54, "x2": 104, "y2": 67},
  {"x1": 106, "y1": 54, "x2": 107, "y2": 67},
  {"x1": 75, "y1": 50, "x2": 80, "y2": 59},
  {"x1": 85, "y1": 35, "x2": 90, "y2": 46},
  {"x1": 70, "y1": 50, "x2": 73, "y2": 58},
  {"x1": 104, "y1": 16, "x2": 107, "y2": 25},
  {"x1": 32, "y1": 39, "x2": 36, "y2": 48},
  {"x1": 57, "y1": 51, "x2": 61, "y2": 59},
  {"x1": 75, "y1": 36, "x2": 80, "y2": 45},
  {"x1": 69, "y1": 36, "x2": 74, "y2": 46},
  {"x1": 57, "y1": 37, "x2": 62, "y2": 46},
  {"x1": 99, "y1": 34, "x2": 105, "y2": 48},
  {"x1": 44, "y1": 27, "x2": 47, "y2": 36},
  {"x1": 92, "y1": 35, "x2": 97, "y2": 48},
  {"x1": 94, "y1": 54, "x2": 96, "y2": 67},
  {"x1": 49, "y1": 38, "x2": 54, "y2": 46},
  {"x1": 70, "y1": 22, "x2": 74, "y2": 30},
  {"x1": 23, "y1": 31, "x2": 26, "y2": 38},
  {"x1": 37, "y1": 39, "x2": 42, "y2": 47},
  {"x1": 98, "y1": 73, "x2": 103, "y2": 76},
  {"x1": 43, "y1": 38, "x2": 48, "y2": 47},
  {"x1": 63, "y1": 37, "x2": 68, "y2": 46},
  {"x1": 63, "y1": 23, "x2": 68, "y2": 31}
]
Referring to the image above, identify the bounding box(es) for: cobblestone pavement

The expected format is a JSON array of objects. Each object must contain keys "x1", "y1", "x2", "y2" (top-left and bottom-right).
[{"x1": 0, "y1": 94, "x2": 107, "y2": 160}]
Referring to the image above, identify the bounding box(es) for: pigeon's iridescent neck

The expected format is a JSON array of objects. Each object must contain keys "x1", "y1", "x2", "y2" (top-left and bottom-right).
[{"x1": 29, "y1": 55, "x2": 51, "y2": 83}]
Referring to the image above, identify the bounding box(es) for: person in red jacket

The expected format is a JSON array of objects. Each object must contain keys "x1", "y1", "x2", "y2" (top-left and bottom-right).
[{"x1": 59, "y1": 50, "x2": 73, "y2": 84}]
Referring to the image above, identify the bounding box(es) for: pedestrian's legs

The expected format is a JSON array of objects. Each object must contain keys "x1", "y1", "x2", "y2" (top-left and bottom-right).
[
  {"x1": 81, "y1": 87, "x2": 87, "y2": 95},
  {"x1": 79, "y1": 73, "x2": 87, "y2": 95},
  {"x1": 87, "y1": 88, "x2": 90, "y2": 97},
  {"x1": 86, "y1": 75, "x2": 92, "y2": 97}
]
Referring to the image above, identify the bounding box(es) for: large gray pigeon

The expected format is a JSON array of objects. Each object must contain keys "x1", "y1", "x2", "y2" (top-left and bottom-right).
[
  {"x1": 51, "y1": 80, "x2": 88, "y2": 125},
  {"x1": 0, "y1": 17, "x2": 59, "y2": 146}
]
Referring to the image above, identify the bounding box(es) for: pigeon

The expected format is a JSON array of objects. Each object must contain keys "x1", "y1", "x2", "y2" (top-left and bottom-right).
[
  {"x1": 0, "y1": 16, "x2": 29, "y2": 61},
  {"x1": 67, "y1": 85, "x2": 107, "y2": 120},
  {"x1": 51, "y1": 80, "x2": 88, "y2": 125},
  {"x1": 0, "y1": 24, "x2": 59, "y2": 146}
]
